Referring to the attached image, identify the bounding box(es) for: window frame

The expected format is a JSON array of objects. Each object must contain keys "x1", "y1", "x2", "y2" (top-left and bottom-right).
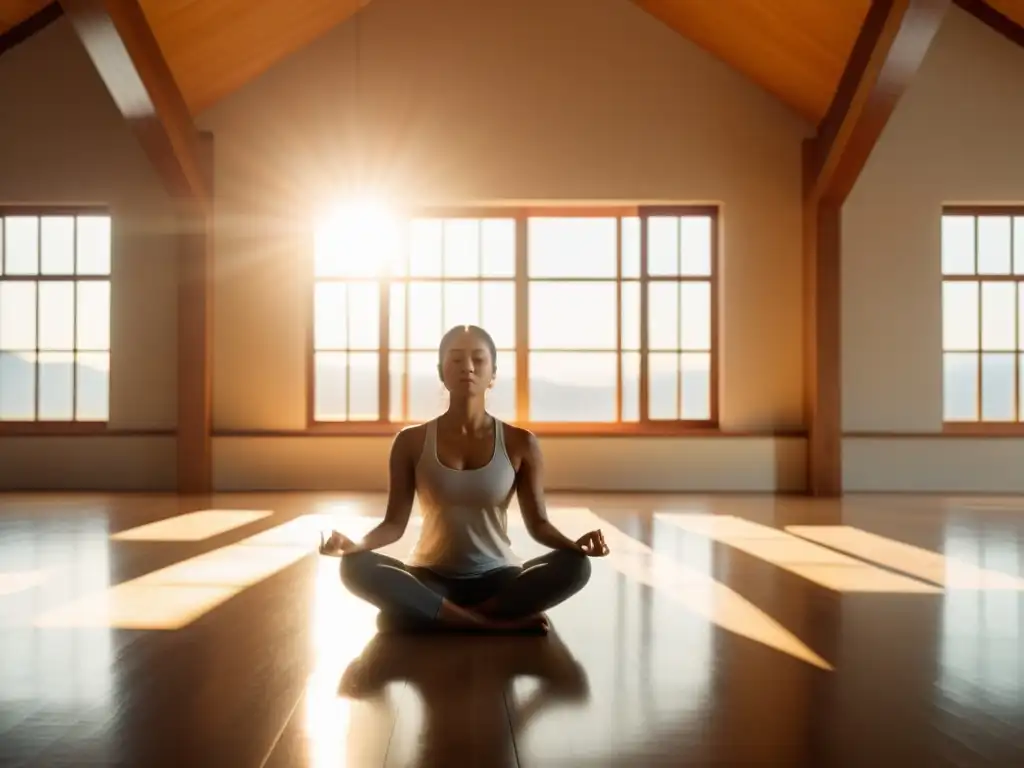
[
  {"x1": 0, "y1": 205, "x2": 113, "y2": 435},
  {"x1": 307, "y1": 204, "x2": 719, "y2": 436},
  {"x1": 941, "y1": 205, "x2": 1024, "y2": 435}
]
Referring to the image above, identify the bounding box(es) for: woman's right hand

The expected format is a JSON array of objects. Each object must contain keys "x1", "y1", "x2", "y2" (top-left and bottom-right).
[{"x1": 319, "y1": 530, "x2": 359, "y2": 557}]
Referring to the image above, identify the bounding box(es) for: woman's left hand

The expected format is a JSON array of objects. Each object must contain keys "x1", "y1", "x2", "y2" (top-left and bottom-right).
[{"x1": 576, "y1": 530, "x2": 610, "y2": 557}]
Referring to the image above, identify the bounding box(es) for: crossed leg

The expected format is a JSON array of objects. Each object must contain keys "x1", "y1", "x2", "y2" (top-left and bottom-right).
[{"x1": 339, "y1": 549, "x2": 592, "y2": 632}]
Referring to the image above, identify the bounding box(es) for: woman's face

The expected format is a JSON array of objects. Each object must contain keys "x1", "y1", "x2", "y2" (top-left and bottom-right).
[{"x1": 439, "y1": 331, "x2": 495, "y2": 396}]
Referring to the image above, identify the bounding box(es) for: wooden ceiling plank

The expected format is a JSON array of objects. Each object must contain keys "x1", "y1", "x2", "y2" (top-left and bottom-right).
[
  {"x1": 0, "y1": 1, "x2": 60, "y2": 56},
  {"x1": 59, "y1": 0, "x2": 209, "y2": 203},
  {"x1": 810, "y1": 0, "x2": 952, "y2": 205}
]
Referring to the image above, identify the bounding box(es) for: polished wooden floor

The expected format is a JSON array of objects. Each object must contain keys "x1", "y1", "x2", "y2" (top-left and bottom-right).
[{"x1": 1, "y1": 492, "x2": 1023, "y2": 767}]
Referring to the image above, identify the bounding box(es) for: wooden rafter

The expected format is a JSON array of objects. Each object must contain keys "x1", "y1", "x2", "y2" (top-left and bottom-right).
[
  {"x1": 954, "y1": 0, "x2": 1024, "y2": 50},
  {"x1": 803, "y1": 0, "x2": 951, "y2": 496},
  {"x1": 59, "y1": 0, "x2": 209, "y2": 203}
]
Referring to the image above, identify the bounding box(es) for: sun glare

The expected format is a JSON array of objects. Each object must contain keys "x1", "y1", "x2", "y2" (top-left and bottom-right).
[{"x1": 315, "y1": 199, "x2": 402, "y2": 278}]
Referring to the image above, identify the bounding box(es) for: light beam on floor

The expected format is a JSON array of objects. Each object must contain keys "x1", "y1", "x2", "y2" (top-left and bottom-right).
[
  {"x1": 656, "y1": 514, "x2": 942, "y2": 594},
  {"x1": 548, "y1": 508, "x2": 833, "y2": 671},
  {"x1": 110, "y1": 509, "x2": 273, "y2": 541},
  {"x1": 33, "y1": 513, "x2": 384, "y2": 630},
  {"x1": 785, "y1": 525, "x2": 1024, "y2": 590}
]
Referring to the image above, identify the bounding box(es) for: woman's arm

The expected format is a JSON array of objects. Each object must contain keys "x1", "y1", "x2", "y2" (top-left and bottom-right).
[
  {"x1": 343, "y1": 428, "x2": 418, "y2": 553},
  {"x1": 514, "y1": 431, "x2": 584, "y2": 552}
]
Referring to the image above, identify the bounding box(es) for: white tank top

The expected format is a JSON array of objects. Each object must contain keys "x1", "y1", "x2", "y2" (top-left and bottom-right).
[{"x1": 407, "y1": 418, "x2": 521, "y2": 577}]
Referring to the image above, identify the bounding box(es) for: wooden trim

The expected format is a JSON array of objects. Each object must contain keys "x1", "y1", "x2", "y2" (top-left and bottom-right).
[
  {"x1": 943, "y1": 205, "x2": 1024, "y2": 217},
  {"x1": 214, "y1": 426, "x2": 805, "y2": 439},
  {"x1": 0, "y1": 205, "x2": 109, "y2": 216},
  {"x1": 0, "y1": 2, "x2": 62, "y2": 58},
  {"x1": 60, "y1": 0, "x2": 209, "y2": 203},
  {"x1": 176, "y1": 132, "x2": 214, "y2": 493},
  {"x1": 0, "y1": 423, "x2": 173, "y2": 436},
  {"x1": 846, "y1": 428, "x2": 1024, "y2": 437},
  {"x1": 953, "y1": 0, "x2": 1024, "y2": 50},
  {"x1": 811, "y1": 0, "x2": 951, "y2": 205}
]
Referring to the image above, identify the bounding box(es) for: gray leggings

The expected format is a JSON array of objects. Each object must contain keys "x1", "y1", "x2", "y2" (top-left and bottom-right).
[{"x1": 340, "y1": 548, "x2": 592, "y2": 623}]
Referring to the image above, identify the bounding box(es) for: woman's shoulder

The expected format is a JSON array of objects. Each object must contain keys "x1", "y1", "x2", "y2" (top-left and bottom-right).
[
  {"x1": 391, "y1": 422, "x2": 430, "y2": 459},
  {"x1": 498, "y1": 420, "x2": 540, "y2": 458}
]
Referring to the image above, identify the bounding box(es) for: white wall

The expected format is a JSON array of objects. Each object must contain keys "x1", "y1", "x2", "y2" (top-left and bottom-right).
[
  {"x1": 0, "y1": 20, "x2": 178, "y2": 490},
  {"x1": 842, "y1": 6, "x2": 1024, "y2": 492},
  {"x1": 201, "y1": 0, "x2": 810, "y2": 492}
]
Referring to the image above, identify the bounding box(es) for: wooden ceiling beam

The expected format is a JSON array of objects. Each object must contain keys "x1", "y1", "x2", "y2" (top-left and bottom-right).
[
  {"x1": 59, "y1": 0, "x2": 209, "y2": 203},
  {"x1": 954, "y1": 0, "x2": 1024, "y2": 50},
  {"x1": 0, "y1": 3, "x2": 62, "y2": 57},
  {"x1": 809, "y1": 0, "x2": 951, "y2": 206},
  {"x1": 803, "y1": 0, "x2": 950, "y2": 497}
]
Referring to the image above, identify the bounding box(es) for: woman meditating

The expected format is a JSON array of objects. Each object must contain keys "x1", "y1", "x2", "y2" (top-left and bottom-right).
[{"x1": 319, "y1": 324, "x2": 609, "y2": 633}]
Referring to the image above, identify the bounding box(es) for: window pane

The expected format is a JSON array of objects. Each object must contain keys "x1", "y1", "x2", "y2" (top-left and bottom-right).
[
  {"x1": 314, "y1": 210, "x2": 399, "y2": 278},
  {"x1": 76, "y1": 216, "x2": 111, "y2": 275},
  {"x1": 528, "y1": 218, "x2": 616, "y2": 278},
  {"x1": 443, "y1": 220, "x2": 480, "y2": 277},
  {"x1": 0, "y1": 282, "x2": 36, "y2": 350},
  {"x1": 1019, "y1": 284, "x2": 1024, "y2": 350},
  {"x1": 407, "y1": 351, "x2": 445, "y2": 421},
  {"x1": 622, "y1": 351, "x2": 639, "y2": 421},
  {"x1": 0, "y1": 352, "x2": 35, "y2": 419},
  {"x1": 648, "y1": 352, "x2": 678, "y2": 419},
  {"x1": 680, "y1": 216, "x2": 712, "y2": 276},
  {"x1": 481, "y1": 281, "x2": 515, "y2": 348},
  {"x1": 389, "y1": 283, "x2": 406, "y2": 349},
  {"x1": 680, "y1": 281, "x2": 711, "y2": 350},
  {"x1": 76, "y1": 281, "x2": 110, "y2": 351},
  {"x1": 407, "y1": 282, "x2": 443, "y2": 349},
  {"x1": 346, "y1": 282, "x2": 379, "y2": 350},
  {"x1": 622, "y1": 217, "x2": 640, "y2": 278},
  {"x1": 348, "y1": 352, "x2": 379, "y2": 420},
  {"x1": 943, "y1": 352, "x2": 977, "y2": 421},
  {"x1": 942, "y1": 215, "x2": 974, "y2": 275},
  {"x1": 488, "y1": 350, "x2": 516, "y2": 421},
  {"x1": 38, "y1": 351, "x2": 73, "y2": 420},
  {"x1": 529, "y1": 282, "x2": 617, "y2": 349},
  {"x1": 981, "y1": 281, "x2": 1015, "y2": 351},
  {"x1": 314, "y1": 352, "x2": 346, "y2": 420},
  {"x1": 981, "y1": 353, "x2": 1015, "y2": 421},
  {"x1": 75, "y1": 352, "x2": 108, "y2": 421},
  {"x1": 38, "y1": 281, "x2": 75, "y2": 351},
  {"x1": 1015, "y1": 218, "x2": 1024, "y2": 275},
  {"x1": 4, "y1": 216, "x2": 39, "y2": 275},
  {"x1": 389, "y1": 351, "x2": 405, "y2": 421},
  {"x1": 681, "y1": 352, "x2": 711, "y2": 419},
  {"x1": 977, "y1": 216, "x2": 1012, "y2": 274},
  {"x1": 648, "y1": 282, "x2": 678, "y2": 350},
  {"x1": 942, "y1": 281, "x2": 978, "y2": 351},
  {"x1": 647, "y1": 217, "x2": 678, "y2": 276},
  {"x1": 41, "y1": 216, "x2": 75, "y2": 275},
  {"x1": 409, "y1": 220, "x2": 443, "y2": 277},
  {"x1": 314, "y1": 282, "x2": 347, "y2": 349},
  {"x1": 621, "y1": 281, "x2": 640, "y2": 351},
  {"x1": 529, "y1": 352, "x2": 616, "y2": 422},
  {"x1": 444, "y1": 281, "x2": 480, "y2": 328},
  {"x1": 481, "y1": 219, "x2": 514, "y2": 277}
]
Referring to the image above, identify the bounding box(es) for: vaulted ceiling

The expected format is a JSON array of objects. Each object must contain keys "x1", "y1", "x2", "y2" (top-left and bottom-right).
[{"x1": 1, "y1": 0, "x2": 1023, "y2": 123}]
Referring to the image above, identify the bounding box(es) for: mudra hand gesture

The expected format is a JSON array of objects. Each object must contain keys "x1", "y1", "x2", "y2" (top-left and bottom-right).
[
  {"x1": 319, "y1": 530, "x2": 358, "y2": 557},
  {"x1": 576, "y1": 529, "x2": 610, "y2": 557}
]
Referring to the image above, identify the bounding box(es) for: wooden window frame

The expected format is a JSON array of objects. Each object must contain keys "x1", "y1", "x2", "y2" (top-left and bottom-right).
[
  {"x1": 307, "y1": 204, "x2": 720, "y2": 436},
  {"x1": 941, "y1": 205, "x2": 1024, "y2": 435},
  {"x1": 0, "y1": 206, "x2": 113, "y2": 435}
]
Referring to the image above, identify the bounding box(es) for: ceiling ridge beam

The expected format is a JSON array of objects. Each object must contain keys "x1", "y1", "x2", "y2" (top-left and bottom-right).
[
  {"x1": 954, "y1": 0, "x2": 1024, "y2": 50},
  {"x1": 59, "y1": 0, "x2": 209, "y2": 203},
  {"x1": 0, "y1": 2, "x2": 62, "y2": 58},
  {"x1": 810, "y1": 0, "x2": 951, "y2": 206}
]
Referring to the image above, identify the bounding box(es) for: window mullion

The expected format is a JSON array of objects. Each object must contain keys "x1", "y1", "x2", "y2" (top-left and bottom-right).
[{"x1": 378, "y1": 276, "x2": 390, "y2": 423}]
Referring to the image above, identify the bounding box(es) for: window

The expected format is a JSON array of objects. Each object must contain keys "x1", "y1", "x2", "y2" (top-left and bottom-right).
[
  {"x1": 941, "y1": 208, "x2": 1024, "y2": 425},
  {"x1": 311, "y1": 205, "x2": 717, "y2": 431},
  {"x1": 0, "y1": 211, "x2": 112, "y2": 424}
]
